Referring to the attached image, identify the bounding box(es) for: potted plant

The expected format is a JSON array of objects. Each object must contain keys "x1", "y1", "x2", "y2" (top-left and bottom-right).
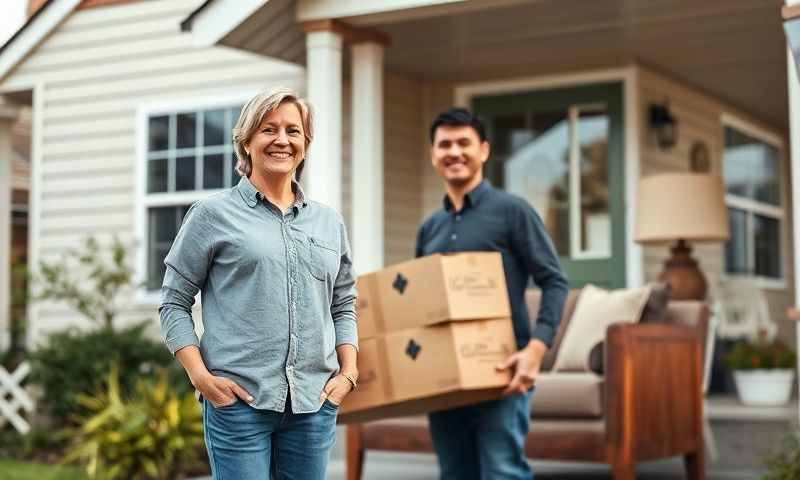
[{"x1": 724, "y1": 329, "x2": 797, "y2": 406}]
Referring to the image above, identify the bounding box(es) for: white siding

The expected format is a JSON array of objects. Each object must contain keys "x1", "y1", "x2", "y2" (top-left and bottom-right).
[
  {"x1": 420, "y1": 81, "x2": 455, "y2": 217},
  {"x1": 384, "y1": 72, "x2": 424, "y2": 265},
  {"x1": 0, "y1": 0, "x2": 304, "y2": 342}
]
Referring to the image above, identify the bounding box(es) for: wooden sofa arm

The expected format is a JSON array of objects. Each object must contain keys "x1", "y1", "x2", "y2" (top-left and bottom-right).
[{"x1": 605, "y1": 322, "x2": 703, "y2": 462}]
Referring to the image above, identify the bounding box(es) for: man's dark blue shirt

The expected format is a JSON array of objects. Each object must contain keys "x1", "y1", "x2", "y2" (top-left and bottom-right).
[{"x1": 415, "y1": 180, "x2": 569, "y2": 350}]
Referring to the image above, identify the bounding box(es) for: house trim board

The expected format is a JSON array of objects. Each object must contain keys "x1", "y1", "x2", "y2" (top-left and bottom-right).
[{"x1": 0, "y1": 0, "x2": 82, "y2": 83}]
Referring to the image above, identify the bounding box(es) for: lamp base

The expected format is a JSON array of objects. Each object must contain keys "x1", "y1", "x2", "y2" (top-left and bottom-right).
[{"x1": 658, "y1": 239, "x2": 707, "y2": 301}]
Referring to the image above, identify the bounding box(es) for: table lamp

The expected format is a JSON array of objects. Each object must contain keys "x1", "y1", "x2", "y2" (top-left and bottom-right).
[{"x1": 635, "y1": 173, "x2": 730, "y2": 300}]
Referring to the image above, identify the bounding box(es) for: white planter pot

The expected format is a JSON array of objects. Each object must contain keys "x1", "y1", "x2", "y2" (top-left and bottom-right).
[{"x1": 733, "y1": 369, "x2": 795, "y2": 406}]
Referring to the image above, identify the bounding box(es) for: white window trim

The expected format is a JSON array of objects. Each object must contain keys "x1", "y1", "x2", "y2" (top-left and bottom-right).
[
  {"x1": 720, "y1": 113, "x2": 787, "y2": 290},
  {"x1": 135, "y1": 91, "x2": 258, "y2": 306}
]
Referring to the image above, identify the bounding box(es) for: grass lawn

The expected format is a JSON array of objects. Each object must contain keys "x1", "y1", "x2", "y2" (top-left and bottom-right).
[{"x1": 0, "y1": 459, "x2": 88, "y2": 480}]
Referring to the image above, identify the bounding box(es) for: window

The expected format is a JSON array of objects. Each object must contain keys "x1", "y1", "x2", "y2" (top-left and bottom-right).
[
  {"x1": 722, "y1": 118, "x2": 784, "y2": 283},
  {"x1": 492, "y1": 104, "x2": 611, "y2": 259},
  {"x1": 142, "y1": 104, "x2": 243, "y2": 292}
]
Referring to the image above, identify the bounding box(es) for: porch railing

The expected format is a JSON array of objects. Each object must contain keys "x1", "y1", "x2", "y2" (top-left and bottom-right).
[{"x1": 0, "y1": 361, "x2": 34, "y2": 434}]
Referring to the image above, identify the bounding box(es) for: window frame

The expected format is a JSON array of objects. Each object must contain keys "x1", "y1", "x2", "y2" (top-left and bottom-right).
[
  {"x1": 135, "y1": 93, "x2": 255, "y2": 305},
  {"x1": 720, "y1": 113, "x2": 786, "y2": 291},
  {"x1": 569, "y1": 102, "x2": 612, "y2": 260}
]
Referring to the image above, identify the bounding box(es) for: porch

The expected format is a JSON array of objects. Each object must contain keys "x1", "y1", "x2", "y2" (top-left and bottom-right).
[{"x1": 183, "y1": 0, "x2": 796, "y2": 337}]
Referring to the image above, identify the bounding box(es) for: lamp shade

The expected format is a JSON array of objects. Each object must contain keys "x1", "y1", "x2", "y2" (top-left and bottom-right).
[{"x1": 635, "y1": 173, "x2": 730, "y2": 244}]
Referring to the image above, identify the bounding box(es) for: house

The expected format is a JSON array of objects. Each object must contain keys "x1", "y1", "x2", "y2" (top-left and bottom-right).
[
  {"x1": 0, "y1": 0, "x2": 307, "y2": 342},
  {"x1": 0, "y1": 0, "x2": 797, "y2": 472},
  {"x1": 2, "y1": 0, "x2": 794, "y2": 352}
]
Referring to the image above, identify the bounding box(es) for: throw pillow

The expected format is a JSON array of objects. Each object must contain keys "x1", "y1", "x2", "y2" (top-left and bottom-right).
[
  {"x1": 552, "y1": 283, "x2": 651, "y2": 372},
  {"x1": 587, "y1": 282, "x2": 672, "y2": 374}
]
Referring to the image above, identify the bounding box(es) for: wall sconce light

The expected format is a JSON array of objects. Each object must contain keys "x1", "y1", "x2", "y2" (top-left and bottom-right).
[{"x1": 649, "y1": 103, "x2": 677, "y2": 150}]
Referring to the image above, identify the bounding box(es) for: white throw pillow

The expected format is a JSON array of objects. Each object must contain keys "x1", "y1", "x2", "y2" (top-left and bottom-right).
[{"x1": 551, "y1": 284, "x2": 652, "y2": 372}]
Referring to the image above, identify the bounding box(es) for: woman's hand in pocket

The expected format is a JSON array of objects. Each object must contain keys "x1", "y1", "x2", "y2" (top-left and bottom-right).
[
  {"x1": 319, "y1": 373, "x2": 355, "y2": 406},
  {"x1": 195, "y1": 373, "x2": 253, "y2": 408}
]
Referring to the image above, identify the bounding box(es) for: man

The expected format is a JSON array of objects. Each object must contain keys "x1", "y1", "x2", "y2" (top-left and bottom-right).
[{"x1": 416, "y1": 107, "x2": 569, "y2": 480}]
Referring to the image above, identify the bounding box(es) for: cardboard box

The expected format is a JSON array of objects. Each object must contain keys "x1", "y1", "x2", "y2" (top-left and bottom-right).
[
  {"x1": 339, "y1": 317, "x2": 515, "y2": 423},
  {"x1": 356, "y1": 252, "x2": 511, "y2": 335},
  {"x1": 337, "y1": 338, "x2": 391, "y2": 412},
  {"x1": 354, "y1": 276, "x2": 379, "y2": 340}
]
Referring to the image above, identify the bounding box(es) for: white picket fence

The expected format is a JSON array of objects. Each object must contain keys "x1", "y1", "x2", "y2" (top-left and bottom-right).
[{"x1": 0, "y1": 361, "x2": 34, "y2": 434}]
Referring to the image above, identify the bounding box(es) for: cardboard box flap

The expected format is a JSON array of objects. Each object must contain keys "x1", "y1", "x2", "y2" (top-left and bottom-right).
[{"x1": 374, "y1": 254, "x2": 449, "y2": 331}]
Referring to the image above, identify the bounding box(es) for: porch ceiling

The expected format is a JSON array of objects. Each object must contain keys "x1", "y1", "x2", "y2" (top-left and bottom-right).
[
  {"x1": 213, "y1": 0, "x2": 787, "y2": 129},
  {"x1": 374, "y1": 0, "x2": 788, "y2": 129}
]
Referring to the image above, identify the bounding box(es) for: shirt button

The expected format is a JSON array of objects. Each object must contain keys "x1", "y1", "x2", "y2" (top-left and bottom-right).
[{"x1": 451, "y1": 233, "x2": 457, "y2": 241}]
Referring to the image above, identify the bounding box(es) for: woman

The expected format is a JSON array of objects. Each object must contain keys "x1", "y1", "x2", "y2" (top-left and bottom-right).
[{"x1": 159, "y1": 87, "x2": 358, "y2": 479}]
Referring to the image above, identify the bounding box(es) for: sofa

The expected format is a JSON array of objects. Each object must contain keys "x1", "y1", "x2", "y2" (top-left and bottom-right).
[{"x1": 345, "y1": 286, "x2": 709, "y2": 480}]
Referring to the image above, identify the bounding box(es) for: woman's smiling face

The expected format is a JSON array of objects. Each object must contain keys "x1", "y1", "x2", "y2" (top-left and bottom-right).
[{"x1": 246, "y1": 101, "x2": 306, "y2": 180}]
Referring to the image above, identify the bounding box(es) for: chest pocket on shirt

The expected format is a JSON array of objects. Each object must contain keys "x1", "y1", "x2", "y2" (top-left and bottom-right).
[{"x1": 308, "y1": 236, "x2": 339, "y2": 281}]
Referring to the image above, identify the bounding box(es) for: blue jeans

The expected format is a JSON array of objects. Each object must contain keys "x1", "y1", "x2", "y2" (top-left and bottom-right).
[
  {"x1": 428, "y1": 390, "x2": 534, "y2": 480},
  {"x1": 202, "y1": 396, "x2": 338, "y2": 480}
]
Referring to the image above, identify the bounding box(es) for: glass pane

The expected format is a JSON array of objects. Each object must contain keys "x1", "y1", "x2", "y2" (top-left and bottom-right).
[
  {"x1": 204, "y1": 109, "x2": 225, "y2": 146},
  {"x1": 203, "y1": 154, "x2": 224, "y2": 189},
  {"x1": 725, "y1": 208, "x2": 748, "y2": 274},
  {"x1": 227, "y1": 106, "x2": 244, "y2": 145},
  {"x1": 230, "y1": 154, "x2": 239, "y2": 187},
  {"x1": 147, "y1": 206, "x2": 192, "y2": 290},
  {"x1": 148, "y1": 116, "x2": 169, "y2": 152},
  {"x1": 177, "y1": 113, "x2": 197, "y2": 149},
  {"x1": 148, "y1": 208, "x2": 175, "y2": 290},
  {"x1": 577, "y1": 106, "x2": 610, "y2": 256},
  {"x1": 723, "y1": 126, "x2": 780, "y2": 205},
  {"x1": 151, "y1": 206, "x2": 176, "y2": 243},
  {"x1": 176, "y1": 155, "x2": 196, "y2": 191},
  {"x1": 501, "y1": 111, "x2": 570, "y2": 256},
  {"x1": 487, "y1": 115, "x2": 525, "y2": 187},
  {"x1": 147, "y1": 158, "x2": 168, "y2": 193},
  {"x1": 754, "y1": 214, "x2": 780, "y2": 278}
]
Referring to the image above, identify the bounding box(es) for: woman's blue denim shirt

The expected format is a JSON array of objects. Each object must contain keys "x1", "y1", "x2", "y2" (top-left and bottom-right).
[{"x1": 159, "y1": 176, "x2": 358, "y2": 413}]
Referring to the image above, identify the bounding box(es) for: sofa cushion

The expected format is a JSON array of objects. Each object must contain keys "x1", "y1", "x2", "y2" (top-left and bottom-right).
[
  {"x1": 531, "y1": 373, "x2": 604, "y2": 418},
  {"x1": 552, "y1": 284, "x2": 651, "y2": 372},
  {"x1": 528, "y1": 289, "x2": 582, "y2": 372},
  {"x1": 587, "y1": 282, "x2": 672, "y2": 374}
]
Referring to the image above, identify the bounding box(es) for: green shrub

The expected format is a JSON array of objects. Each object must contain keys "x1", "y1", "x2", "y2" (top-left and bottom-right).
[
  {"x1": 762, "y1": 432, "x2": 800, "y2": 480},
  {"x1": 62, "y1": 365, "x2": 205, "y2": 480},
  {"x1": 28, "y1": 322, "x2": 188, "y2": 425},
  {"x1": 35, "y1": 237, "x2": 133, "y2": 330},
  {"x1": 28, "y1": 236, "x2": 189, "y2": 425}
]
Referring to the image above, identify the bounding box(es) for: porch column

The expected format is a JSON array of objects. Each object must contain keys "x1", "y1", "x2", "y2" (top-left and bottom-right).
[
  {"x1": 788, "y1": 45, "x2": 800, "y2": 420},
  {"x1": 0, "y1": 105, "x2": 15, "y2": 352},
  {"x1": 305, "y1": 28, "x2": 343, "y2": 212},
  {"x1": 351, "y1": 41, "x2": 385, "y2": 273}
]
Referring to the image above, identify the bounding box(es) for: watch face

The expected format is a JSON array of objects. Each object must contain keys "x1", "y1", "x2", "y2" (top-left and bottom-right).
[{"x1": 690, "y1": 141, "x2": 711, "y2": 173}]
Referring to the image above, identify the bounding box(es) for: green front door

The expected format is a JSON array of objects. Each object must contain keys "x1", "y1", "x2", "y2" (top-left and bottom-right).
[{"x1": 473, "y1": 83, "x2": 625, "y2": 288}]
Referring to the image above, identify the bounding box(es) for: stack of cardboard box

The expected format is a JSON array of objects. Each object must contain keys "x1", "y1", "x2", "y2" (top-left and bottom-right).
[{"x1": 338, "y1": 252, "x2": 516, "y2": 423}]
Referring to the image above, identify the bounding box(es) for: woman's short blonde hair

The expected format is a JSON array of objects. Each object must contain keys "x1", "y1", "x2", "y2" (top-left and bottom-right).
[{"x1": 232, "y1": 87, "x2": 314, "y2": 179}]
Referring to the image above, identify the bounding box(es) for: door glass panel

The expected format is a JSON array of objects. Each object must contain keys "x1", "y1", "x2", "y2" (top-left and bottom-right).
[
  {"x1": 725, "y1": 208, "x2": 748, "y2": 274},
  {"x1": 576, "y1": 106, "x2": 610, "y2": 256},
  {"x1": 499, "y1": 111, "x2": 570, "y2": 256}
]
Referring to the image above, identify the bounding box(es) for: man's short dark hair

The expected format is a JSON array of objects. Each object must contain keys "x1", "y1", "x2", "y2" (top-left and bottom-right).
[{"x1": 429, "y1": 107, "x2": 487, "y2": 144}]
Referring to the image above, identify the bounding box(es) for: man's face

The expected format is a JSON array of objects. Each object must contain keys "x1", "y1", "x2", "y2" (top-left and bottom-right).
[{"x1": 431, "y1": 125, "x2": 490, "y2": 187}]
